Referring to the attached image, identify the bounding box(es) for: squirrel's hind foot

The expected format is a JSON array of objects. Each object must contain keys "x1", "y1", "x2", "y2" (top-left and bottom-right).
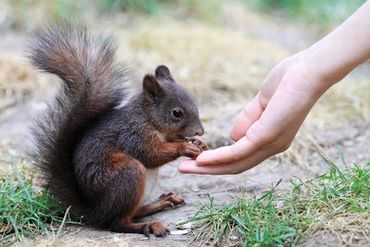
[
  {"x1": 112, "y1": 220, "x2": 170, "y2": 238},
  {"x1": 145, "y1": 221, "x2": 170, "y2": 238},
  {"x1": 158, "y1": 192, "x2": 185, "y2": 206}
]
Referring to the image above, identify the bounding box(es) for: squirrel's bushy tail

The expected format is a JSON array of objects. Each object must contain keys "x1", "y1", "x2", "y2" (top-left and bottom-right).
[{"x1": 28, "y1": 22, "x2": 127, "y2": 215}]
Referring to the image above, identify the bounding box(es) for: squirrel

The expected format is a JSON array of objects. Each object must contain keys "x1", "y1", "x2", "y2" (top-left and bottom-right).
[{"x1": 28, "y1": 22, "x2": 207, "y2": 238}]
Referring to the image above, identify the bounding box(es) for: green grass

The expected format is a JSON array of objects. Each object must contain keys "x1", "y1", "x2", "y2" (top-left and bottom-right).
[
  {"x1": 1, "y1": 0, "x2": 83, "y2": 30},
  {"x1": 99, "y1": 0, "x2": 221, "y2": 23},
  {"x1": 3, "y1": 0, "x2": 365, "y2": 31},
  {"x1": 100, "y1": 0, "x2": 165, "y2": 14},
  {"x1": 184, "y1": 159, "x2": 370, "y2": 246},
  {"x1": 245, "y1": 0, "x2": 366, "y2": 25},
  {"x1": 2, "y1": 0, "x2": 221, "y2": 31},
  {"x1": 0, "y1": 160, "x2": 73, "y2": 245}
]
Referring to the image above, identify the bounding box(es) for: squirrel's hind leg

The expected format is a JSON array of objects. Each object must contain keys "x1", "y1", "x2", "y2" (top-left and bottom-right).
[
  {"x1": 106, "y1": 151, "x2": 170, "y2": 237},
  {"x1": 135, "y1": 192, "x2": 185, "y2": 218}
]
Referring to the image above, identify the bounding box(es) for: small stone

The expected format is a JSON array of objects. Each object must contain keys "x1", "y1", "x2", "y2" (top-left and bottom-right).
[
  {"x1": 191, "y1": 185, "x2": 200, "y2": 192},
  {"x1": 175, "y1": 222, "x2": 194, "y2": 229},
  {"x1": 228, "y1": 235, "x2": 239, "y2": 241},
  {"x1": 170, "y1": 230, "x2": 189, "y2": 235}
]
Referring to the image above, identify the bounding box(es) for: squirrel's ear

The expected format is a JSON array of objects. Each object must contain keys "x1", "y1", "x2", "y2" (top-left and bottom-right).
[
  {"x1": 143, "y1": 74, "x2": 164, "y2": 102},
  {"x1": 155, "y1": 65, "x2": 174, "y2": 82}
]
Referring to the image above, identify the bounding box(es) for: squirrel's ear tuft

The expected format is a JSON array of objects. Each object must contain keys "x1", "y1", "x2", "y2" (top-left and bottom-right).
[
  {"x1": 155, "y1": 65, "x2": 174, "y2": 82},
  {"x1": 143, "y1": 74, "x2": 164, "y2": 102}
]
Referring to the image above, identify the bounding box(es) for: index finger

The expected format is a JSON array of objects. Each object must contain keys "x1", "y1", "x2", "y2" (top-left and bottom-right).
[{"x1": 230, "y1": 95, "x2": 264, "y2": 142}]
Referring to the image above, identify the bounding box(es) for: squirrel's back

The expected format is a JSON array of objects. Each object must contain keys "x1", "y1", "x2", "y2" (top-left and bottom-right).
[{"x1": 28, "y1": 22, "x2": 128, "y2": 214}]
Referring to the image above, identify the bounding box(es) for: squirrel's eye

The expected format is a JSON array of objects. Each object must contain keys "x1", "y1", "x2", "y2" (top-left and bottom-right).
[{"x1": 172, "y1": 109, "x2": 183, "y2": 119}]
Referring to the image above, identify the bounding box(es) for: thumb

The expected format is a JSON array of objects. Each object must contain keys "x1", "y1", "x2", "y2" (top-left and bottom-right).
[{"x1": 230, "y1": 95, "x2": 264, "y2": 142}]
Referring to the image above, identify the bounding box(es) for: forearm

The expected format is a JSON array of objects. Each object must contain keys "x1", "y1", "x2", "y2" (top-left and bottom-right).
[{"x1": 303, "y1": 1, "x2": 370, "y2": 89}]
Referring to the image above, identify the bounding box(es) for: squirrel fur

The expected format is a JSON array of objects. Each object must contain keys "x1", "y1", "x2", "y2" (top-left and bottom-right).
[{"x1": 28, "y1": 22, "x2": 207, "y2": 237}]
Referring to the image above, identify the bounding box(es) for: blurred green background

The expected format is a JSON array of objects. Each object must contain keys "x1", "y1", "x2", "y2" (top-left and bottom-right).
[{"x1": 0, "y1": 0, "x2": 365, "y2": 31}]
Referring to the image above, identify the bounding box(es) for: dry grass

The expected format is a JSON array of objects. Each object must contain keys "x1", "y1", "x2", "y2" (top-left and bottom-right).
[
  {"x1": 113, "y1": 20, "x2": 370, "y2": 127},
  {"x1": 0, "y1": 54, "x2": 35, "y2": 113},
  {"x1": 0, "y1": 53, "x2": 56, "y2": 119},
  {"x1": 120, "y1": 22, "x2": 288, "y2": 103}
]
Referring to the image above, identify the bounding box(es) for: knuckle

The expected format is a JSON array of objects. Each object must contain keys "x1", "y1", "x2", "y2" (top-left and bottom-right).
[{"x1": 248, "y1": 122, "x2": 277, "y2": 145}]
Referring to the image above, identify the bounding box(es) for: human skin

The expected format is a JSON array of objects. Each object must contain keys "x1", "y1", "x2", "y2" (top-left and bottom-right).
[{"x1": 178, "y1": 1, "x2": 370, "y2": 175}]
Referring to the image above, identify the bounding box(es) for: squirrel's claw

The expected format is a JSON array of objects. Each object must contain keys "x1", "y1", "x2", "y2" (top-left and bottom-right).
[
  {"x1": 191, "y1": 138, "x2": 208, "y2": 151},
  {"x1": 159, "y1": 192, "x2": 174, "y2": 199},
  {"x1": 149, "y1": 222, "x2": 170, "y2": 238},
  {"x1": 185, "y1": 137, "x2": 208, "y2": 151},
  {"x1": 143, "y1": 224, "x2": 151, "y2": 238}
]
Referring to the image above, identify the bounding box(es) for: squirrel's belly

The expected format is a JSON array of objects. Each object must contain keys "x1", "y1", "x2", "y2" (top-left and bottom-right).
[{"x1": 141, "y1": 167, "x2": 159, "y2": 206}]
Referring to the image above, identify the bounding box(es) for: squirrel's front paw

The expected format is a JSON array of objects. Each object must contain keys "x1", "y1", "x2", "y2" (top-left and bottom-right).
[
  {"x1": 179, "y1": 142, "x2": 202, "y2": 158},
  {"x1": 179, "y1": 138, "x2": 207, "y2": 158},
  {"x1": 186, "y1": 137, "x2": 208, "y2": 151}
]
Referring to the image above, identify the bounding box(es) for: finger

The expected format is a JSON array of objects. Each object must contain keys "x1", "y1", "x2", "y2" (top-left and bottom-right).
[
  {"x1": 195, "y1": 136, "x2": 258, "y2": 166},
  {"x1": 178, "y1": 148, "x2": 269, "y2": 175},
  {"x1": 177, "y1": 159, "x2": 197, "y2": 174},
  {"x1": 230, "y1": 95, "x2": 264, "y2": 142}
]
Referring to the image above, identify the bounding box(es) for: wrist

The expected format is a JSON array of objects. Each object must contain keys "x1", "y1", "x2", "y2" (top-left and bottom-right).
[
  {"x1": 301, "y1": 46, "x2": 340, "y2": 85},
  {"x1": 293, "y1": 50, "x2": 334, "y2": 98}
]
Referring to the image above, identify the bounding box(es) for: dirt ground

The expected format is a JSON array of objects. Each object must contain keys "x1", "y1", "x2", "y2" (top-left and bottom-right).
[{"x1": 0, "y1": 3, "x2": 369, "y2": 246}]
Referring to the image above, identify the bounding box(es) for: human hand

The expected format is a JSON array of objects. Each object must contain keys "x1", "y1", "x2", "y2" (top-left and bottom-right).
[
  {"x1": 178, "y1": 53, "x2": 330, "y2": 174},
  {"x1": 178, "y1": 1, "x2": 370, "y2": 175}
]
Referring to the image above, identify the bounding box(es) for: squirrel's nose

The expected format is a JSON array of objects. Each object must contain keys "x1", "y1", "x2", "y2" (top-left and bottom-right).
[{"x1": 195, "y1": 127, "x2": 204, "y2": 136}]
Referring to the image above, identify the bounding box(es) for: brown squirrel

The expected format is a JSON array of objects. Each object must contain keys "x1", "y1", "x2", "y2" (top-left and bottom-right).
[{"x1": 28, "y1": 22, "x2": 207, "y2": 237}]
